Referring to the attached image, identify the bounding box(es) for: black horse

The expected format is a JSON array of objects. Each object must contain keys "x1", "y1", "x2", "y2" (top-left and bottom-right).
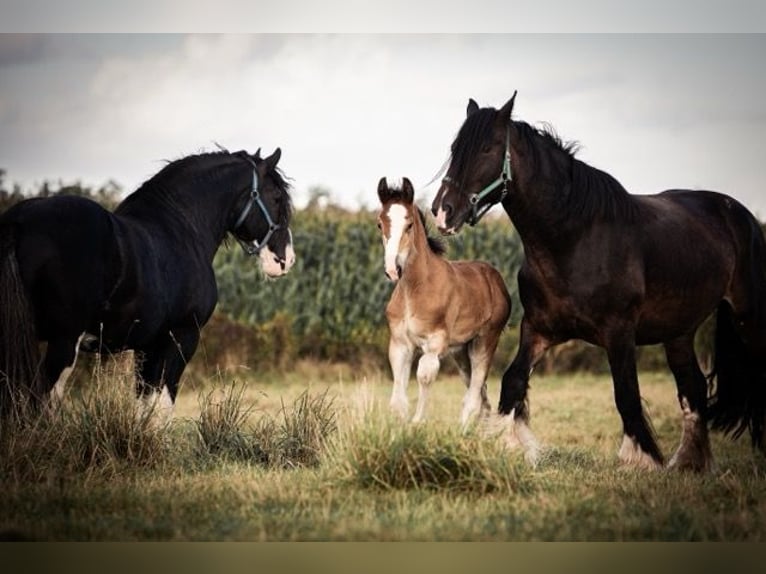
[
  {"x1": 0, "y1": 148, "x2": 294, "y2": 414},
  {"x1": 432, "y1": 92, "x2": 766, "y2": 471}
]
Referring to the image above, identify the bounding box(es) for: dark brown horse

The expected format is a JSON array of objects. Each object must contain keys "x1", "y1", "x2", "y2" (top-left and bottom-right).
[
  {"x1": 432, "y1": 92, "x2": 766, "y2": 471},
  {"x1": 377, "y1": 177, "x2": 511, "y2": 428}
]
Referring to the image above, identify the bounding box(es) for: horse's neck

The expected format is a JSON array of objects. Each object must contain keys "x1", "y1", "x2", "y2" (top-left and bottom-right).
[
  {"x1": 120, "y1": 181, "x2": 233, "y2": 261},
  {"x1": 400, "y1": 218, "x2": 444, "y2": 286},
  {"x1": 503, "y1": 136, "x2": 580, "y2": 257}
]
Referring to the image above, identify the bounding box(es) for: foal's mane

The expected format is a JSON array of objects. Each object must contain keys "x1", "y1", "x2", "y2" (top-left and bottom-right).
[{"x1": 451, "y1": 107, "x2": 639, "y2": 224}]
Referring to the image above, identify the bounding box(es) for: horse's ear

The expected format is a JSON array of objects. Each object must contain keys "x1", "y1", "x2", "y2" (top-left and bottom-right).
[
  {"x1": 263, "y1": 148, "x2": 281, "y2": 171},
  {"x1": 254, "y1": 148, "x2": 262, "y2": 161},
  {"x1": 377, "y1": 177, "x2": 389, "y2": 203},
  {"x1": 497, "y1": 90, "x2": 517, "y2": 122},
  {"x1": 467, "y1": 98, "x2": 480, "y2": 117},
  {"x1": 401, "y1": 177, "x2": 415, "y2": 203}
]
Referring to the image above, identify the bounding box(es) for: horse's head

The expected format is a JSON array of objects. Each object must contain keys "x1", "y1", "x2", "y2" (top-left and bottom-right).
[
  {"x1": 231, "y1": 148, "x2": 295, "y2": 277},
  {"x1": 376, "y1": 177, "x2": 417, "y2": 282},
  {"x1": 431, "y1": 91, "x2": 517, "y2": 235}
]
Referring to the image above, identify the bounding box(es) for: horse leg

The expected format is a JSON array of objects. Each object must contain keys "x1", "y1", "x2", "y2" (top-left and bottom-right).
[
  {"x1": 461, "y1": 333, "x2": 500, "y2": 430},
  {"x1": 388, "y1": 335, "x2": 414, "y2": 420},
  {"x1": 606, "y1": 330, "x2": 663, "y2": 469},
  {"x1": 45, "y1": 333, "x2": 87, "y2": 409},
  {"x1": 39, "y1": 332, "x2": 86, "y2": 409},
  {"x1": 497, "y1": 318, "x2": 549, "y2": 464},
  {"x1": 412, "y1": 352, "x2": 440, "y2": 424},
  {"x1": 136, "y1": 328, "x2": 200, "y2": 423},
  {"x1": 664, "y1": 334, "x2": 713, "y2": 472}
]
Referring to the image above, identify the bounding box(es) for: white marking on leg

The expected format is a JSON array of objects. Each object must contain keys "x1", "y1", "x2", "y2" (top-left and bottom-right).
[
  {"x1": 460, "y1": 352, "x2": 490, "y2": 430},
  {"x1": 485, "y1": 408, "x2": 541, "y2": 466},
  {"x1": 618, "y1": 434, "x2": 662, "y2": 470},
  {"x1": 668, "y1": 396, "x2": 713, "y2": 472},
  {"x1": 384, "y1": 204, "x2": 408, "y2": 281},
  {"x1": 137, "y1": 385, "x2": 174, "y2": 427},
  {"x1": 412, "y1": 352, "x2": 440, "y2": 423},
  {"x1": 48, "y1": 333, "x2": 86, "y2": 408},
  {"x1": 388, "y1": 338, "x2": 413, "y2": 420}
]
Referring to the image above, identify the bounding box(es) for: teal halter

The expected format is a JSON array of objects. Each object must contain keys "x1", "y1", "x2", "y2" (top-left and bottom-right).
[
  {"x1": 444, "y1": 122, "x2": 512, "y2": 226},
  {"x1": 233, "y1": 162, "x2": 281, "y2": 256}
]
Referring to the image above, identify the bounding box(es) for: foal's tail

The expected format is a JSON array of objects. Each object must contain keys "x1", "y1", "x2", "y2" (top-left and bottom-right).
[
  {"x1": 0, "y1": 222, "x2": 41, "y2": 415},
  {"x1": 708, "y1": 209, "x2": 766, "y2": 451}
]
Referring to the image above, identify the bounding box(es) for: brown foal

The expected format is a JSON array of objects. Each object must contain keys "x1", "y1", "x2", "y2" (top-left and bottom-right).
[{"x1": 376, "y1": 177, "x2": 511, "y2": 427}]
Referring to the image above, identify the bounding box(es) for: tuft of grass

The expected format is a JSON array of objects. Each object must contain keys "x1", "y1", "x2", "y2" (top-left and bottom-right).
[
  {"x1": 0, "y1": 357, "x2": 171, "y2": 483},
  {"x1": 195, "y1": 383, "x2": 336, "y2": 469},
  {"x1": 273, "y1": 390, "x2": 337, "y2": 468},
  {"x1": 330, "y1": 421, "x2": 534, "y2": 495},
  {"x1": 195, "y1": 382, "x2": 267, "y2": 463}
]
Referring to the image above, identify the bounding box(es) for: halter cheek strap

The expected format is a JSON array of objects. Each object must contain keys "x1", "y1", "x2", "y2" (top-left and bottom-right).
[
  {"x1": 233, "y1": 165, "x2": 281, "y2": 257},
  {"x1": 465, "y1": 123, "x2": 513, "y2": 226}
]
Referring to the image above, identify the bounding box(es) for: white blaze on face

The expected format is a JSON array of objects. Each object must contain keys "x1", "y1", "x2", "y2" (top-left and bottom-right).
[
  {"x1": 434, "y1": 206, "x2": 449, "y2": 230},
  {"x1": 259, "y1": 230, "x2": 295, "y2": 278},
  {"x1": 384, "y1": 204, "x2": 408, "y2": 281}
]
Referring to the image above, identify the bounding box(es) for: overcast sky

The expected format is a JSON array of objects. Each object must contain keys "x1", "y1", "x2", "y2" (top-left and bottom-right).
[{"x1": 1, "y1": 34, "x2": 765, "y2": 218}]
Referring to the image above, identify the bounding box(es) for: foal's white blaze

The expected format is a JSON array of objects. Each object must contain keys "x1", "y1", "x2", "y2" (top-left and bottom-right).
[{"x1": 384, "y1": 204, "x2": 408, "y2": 281}]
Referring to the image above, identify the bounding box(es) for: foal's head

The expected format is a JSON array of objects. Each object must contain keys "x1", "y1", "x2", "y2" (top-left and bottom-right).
[
  {"x1": 376, "y1": 177, "x2": 418, "y2": 282},
  {"x1": 377, "y1": 177, "x2": 445, "y2": 282}
]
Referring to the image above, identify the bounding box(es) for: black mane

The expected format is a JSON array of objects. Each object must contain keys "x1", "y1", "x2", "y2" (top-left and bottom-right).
[
  {"x1": 451, "y1": 108, "x2": 639, "y2": 224},
  {"x1": 117, "y1": 151, "x2": 293, "y2": 227}
]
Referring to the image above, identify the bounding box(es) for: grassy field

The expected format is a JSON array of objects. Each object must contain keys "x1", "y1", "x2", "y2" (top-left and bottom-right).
[{"x1": 1, "y1": 361, "x2": 765, "y2": 541}]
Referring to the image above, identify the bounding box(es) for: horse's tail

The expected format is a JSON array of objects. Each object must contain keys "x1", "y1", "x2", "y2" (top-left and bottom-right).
[
  {"x1": 708, "y1": 209, "x2": 766, "y2": 450},
  {"x1": 0, "y1": 222, "x2": 41, "y2": 415}
]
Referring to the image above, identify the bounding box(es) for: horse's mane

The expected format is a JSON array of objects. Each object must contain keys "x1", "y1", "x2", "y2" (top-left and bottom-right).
[
  {"x1": 451, "y1": 108, "x2": 639, "y2": 224},
  {"x1": 117, "y1": 151, "x2": 293, "y2": 225}
]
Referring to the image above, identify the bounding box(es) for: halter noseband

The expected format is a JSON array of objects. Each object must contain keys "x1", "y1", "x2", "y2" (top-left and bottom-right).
[
  {"x1": 443, "y1": 122, "x2": 513, "y2": 227},
  {"x1": 233, "y1": 160, "x2": 281, "y2": 257}
]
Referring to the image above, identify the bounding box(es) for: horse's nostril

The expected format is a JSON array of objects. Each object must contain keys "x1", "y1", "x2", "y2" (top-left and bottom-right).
[{"x1": 443, "y1": 203, "x2": 454, "y2": 217}]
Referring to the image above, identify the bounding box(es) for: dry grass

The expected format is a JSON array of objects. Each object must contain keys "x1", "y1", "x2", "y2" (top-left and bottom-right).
[{"x1": 1, "y1": 365, "x2": 765, "y2": 541}]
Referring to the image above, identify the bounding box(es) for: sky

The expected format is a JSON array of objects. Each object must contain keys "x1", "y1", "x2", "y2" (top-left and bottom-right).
[{"x1": 1, "y1": 33, "x2": 766, "y2": 218}]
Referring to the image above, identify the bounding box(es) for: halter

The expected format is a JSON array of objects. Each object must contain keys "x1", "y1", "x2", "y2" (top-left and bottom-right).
[
  {"x1": 232, "y1": 161, "x2": 281, "y2": 257},
  {"x1": 443, "y1": 121, "x2": 513, "y2": 227}
]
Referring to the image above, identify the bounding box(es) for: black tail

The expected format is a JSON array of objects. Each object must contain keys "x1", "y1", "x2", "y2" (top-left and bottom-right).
[
  {"x1": 0, "y1": 223, "x2": 41, "y2": 415},
  {"x1": 708, "y1": 213, "x2": 766, "y2": 451}
]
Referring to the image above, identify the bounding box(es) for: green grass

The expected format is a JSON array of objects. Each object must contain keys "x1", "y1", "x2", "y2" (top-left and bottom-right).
[{"x1": 1, "y1": 366, "x2": 765, "y2": 541}]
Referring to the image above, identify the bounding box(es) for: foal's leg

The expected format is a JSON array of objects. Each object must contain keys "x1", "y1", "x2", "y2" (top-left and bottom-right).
[
  {"x1": 664, "y1": 334, "x2": 713, "y2": 472},
  {"x1": 606, "y1": 329, "x2": 663, "y2": 469},
  {"x1": 497, "y1": 318, "x2": 549, "y2": 463},
  {"x1": 388, "y1": 333, "x2": 414, "y2": 420},
  {"x1": 412, "y1": 346, "x2": 442, "y2": 424},
  {"x1": 461, "y1": 334, "x2": 499, "y2": 429}
]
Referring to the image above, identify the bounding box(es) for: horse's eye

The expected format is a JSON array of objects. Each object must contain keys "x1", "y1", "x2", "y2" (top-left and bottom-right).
[{"x1": 377, "y1": 221, "x2": 382, "y2": 230}]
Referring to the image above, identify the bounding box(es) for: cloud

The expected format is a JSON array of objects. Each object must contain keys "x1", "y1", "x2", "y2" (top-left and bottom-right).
[{"x1": 1, "y1": 34, "x2": 765, "y2": 218}]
